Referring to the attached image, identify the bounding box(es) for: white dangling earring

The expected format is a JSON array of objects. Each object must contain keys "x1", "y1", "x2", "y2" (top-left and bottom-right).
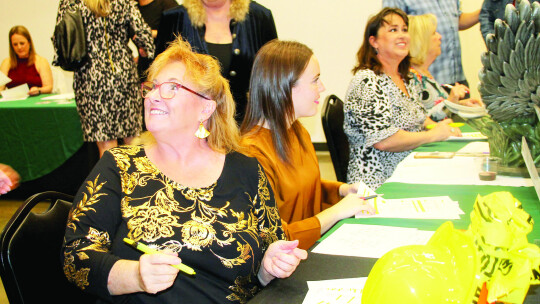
[{"x1": 194, "y1": 120, "x2": 210, "y2": 139}]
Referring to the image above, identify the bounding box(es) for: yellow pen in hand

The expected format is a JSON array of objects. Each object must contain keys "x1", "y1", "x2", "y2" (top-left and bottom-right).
[{"x1": 123, "y1": 238, "x2": 196, "y2": 276}]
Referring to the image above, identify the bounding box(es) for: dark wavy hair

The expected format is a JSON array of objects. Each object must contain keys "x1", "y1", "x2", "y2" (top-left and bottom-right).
[
  {"x1": 352, "y1": 7, "x2": 411, "y2": 82},
  {"x1": 240, "y1": 39, "x2": 313, "y2": 164}
]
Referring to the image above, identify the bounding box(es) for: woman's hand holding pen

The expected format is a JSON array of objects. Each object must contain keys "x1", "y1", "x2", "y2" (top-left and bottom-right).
[
  {"x1": 258, "y1": 240, "x2": 307, "y2": 286},
  {"x1": 339, "y1": 182, "x2": 361, "y2": 196},
  {"x1": 458, "y1": 98, "x2": 484, "y2": 107},
  {"x1": 447, "y1": 83, "x2": 470, "y2": 102},
  {"x1": 138, "y1": 250, "x2": 182, "y2": 294},
  {"x1": 429, "y1": 119, "x2": 462, "y2": 140}
]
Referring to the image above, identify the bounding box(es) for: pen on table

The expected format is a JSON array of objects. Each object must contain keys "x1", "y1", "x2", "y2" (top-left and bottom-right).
[
  {"x1": 358, "y1": 194, "x2": 383, "y2": 200},
  {"x1": 123, "y1": 238, "x2": 196, "y2": 276}
]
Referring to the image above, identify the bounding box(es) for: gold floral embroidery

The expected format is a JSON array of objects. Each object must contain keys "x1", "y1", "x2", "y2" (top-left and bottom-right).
[
  {"x1": 181, "y1": 218, "x2": 218, "y2": 251},
  {"x1": 213, "y1": 242, "x2": 252, "y2": 268},
  {"x1": 63, "y1": 241, "x2": 90, "y2": 290},
  {"x1": 127, "y1": 206, "x2": 181, "y2": 242},
  {"x1": 105, "y1": 147, "x2": 285, "y2": 301},
  {"x1": 226, "y1": 274, "x2": 259, "y2": 303},
  {"x1": 76, "y1": 252, "x2": 89, "y2": 260},
  {"x1": 81, "y1": 227, "x2": 111, "y2": 252},
  {"x1": 67, "y1": 175, "x2": 107, "y2": 231}
]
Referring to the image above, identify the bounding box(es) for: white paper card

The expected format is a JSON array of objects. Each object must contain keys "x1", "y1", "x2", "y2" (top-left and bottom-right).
[
  {"x1": 0, "y1": 83, "x2": 29, "y2": 101},
  {"x1": 303, "y1": 278, "x2": 367, "y2": 304},
  {"x1": 0, "y1": 71, "x2": 11, "y2": 87},
  {"x1": 312, "y1": 224, "x2": 434, "y2": 258}
]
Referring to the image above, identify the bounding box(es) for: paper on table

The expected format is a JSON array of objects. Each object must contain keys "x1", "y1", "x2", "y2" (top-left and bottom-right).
[
  {"x1": 446, "y1": 132, "x2": 487, "y2": 141},
  {"x1": 0, "y1": 71, "x2": 11, "y2": 87},
  {"x1": 455, "y1": 141, "x2": 490, "y2": 154},
  {"x1": 356, "y1": 181, "x2": 385, "y2": 204},
  {"x1": 303, "y1": 277, "x2": 367, "y2": 304},
  {"x1": 41, "y1": 92, "x2": 75, "y2": 100},
  {"x1": 0, "y1": 83, "x2": 29, "y2": 101},
  {"x1": 385, "y1": 153, "x2": 533, "y2": 187},
  {"x1": 356, "y1": 196, "x2": 464, "y2": 219},
  {"x1": 312, "y1": 224, "x2": 434, "y2": 258}
]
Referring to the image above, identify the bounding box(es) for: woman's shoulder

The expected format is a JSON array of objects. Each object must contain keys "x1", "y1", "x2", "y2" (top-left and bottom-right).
[
  {"x1": 0, "y1": 58, "x2": 10, "y2": 70},
  {"x1": 106, "y1": 145, "x2": 145, "y2": 161},
  {"x1": 34, "y1": 55, "x2": 51, "y2": 67},
  {"x1": 354, "y1": 69, "x2": 378, "y2": 78},
  {"x1": 249, "y1": 1, "x2": 273, "y2": 13},
  {"x1": 226, "y1": 151, "x2": 263, "y2": 175}
]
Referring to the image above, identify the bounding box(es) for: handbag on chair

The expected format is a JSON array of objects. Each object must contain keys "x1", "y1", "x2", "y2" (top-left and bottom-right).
[{"x1": 52, "y1": 0, "x2": 88, "y2": 71}]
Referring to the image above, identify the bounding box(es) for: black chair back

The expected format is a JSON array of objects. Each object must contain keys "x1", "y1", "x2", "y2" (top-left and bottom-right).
[
  {"x1": 0, "y1": 191, "x2": 96, "y2": 304},
  {"x1": 321, "y1": 94, "x2": 350, "y2": 182}
]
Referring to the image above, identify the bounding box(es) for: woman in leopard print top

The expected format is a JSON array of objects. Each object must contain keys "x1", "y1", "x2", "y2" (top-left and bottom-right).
[{"x1": 343, "y1": 7, "x2": 460, "y2": 189}]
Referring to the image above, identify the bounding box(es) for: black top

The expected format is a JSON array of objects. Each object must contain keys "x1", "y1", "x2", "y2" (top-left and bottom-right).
[
  {"x1": 206, "y1": 42, "x2": 233, "y2": 74},
  {"x1": 138, "y1": 0, "x2": 178, "y2": 30},
  {"x1": 156, "y1": 2, "x2": 277, "y2": 123},
  {"x1": 135, "y1": 0, "x2": 179, "y2": 82},
  {"x1": 62, "y1": 146, "x2": 285, "y2": 304}
]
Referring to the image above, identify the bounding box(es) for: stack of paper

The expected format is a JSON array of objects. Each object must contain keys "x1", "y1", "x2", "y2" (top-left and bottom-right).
[
  {"x1": 356, "y1": 196, "x2": 464, "y2": 220},
  {"x1": 302, "y1": 278, "x2": 367, "y2": 304},
  {"x1": 0, "y1": 83, "x2": 28, "y2": 101},
  {"x1": 447, "y1": 132, "x2": 488, "y2": 141},
  {"x1": 312, "y1": 224, "x2": 434, "y2": 258}
]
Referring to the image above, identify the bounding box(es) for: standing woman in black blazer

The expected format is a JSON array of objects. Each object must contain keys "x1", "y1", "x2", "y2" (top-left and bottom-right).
[{"x1": 155, "y1": 0, "x2": 277, "y2": 123}]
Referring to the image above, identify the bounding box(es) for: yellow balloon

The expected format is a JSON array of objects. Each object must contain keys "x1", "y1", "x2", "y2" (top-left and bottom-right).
[{"x1": 362, "y1": 222, "x2": 477, "y2": 304}]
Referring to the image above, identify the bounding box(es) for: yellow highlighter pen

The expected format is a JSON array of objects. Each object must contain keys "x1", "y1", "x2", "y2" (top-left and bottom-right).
[{"x1": 123, "y1": 238, "x2": 196, "y2": 276}]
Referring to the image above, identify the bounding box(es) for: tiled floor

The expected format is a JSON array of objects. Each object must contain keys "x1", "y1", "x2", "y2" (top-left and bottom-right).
[{"x1": 0, "y1": 151, "x2": 336, "y2": 303}]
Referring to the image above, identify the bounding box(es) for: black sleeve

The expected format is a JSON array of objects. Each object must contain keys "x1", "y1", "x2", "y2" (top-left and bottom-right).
[
  {"x1": 155, "y1": 7, "x2": 183, "y2": 56},
  {"x1": 62, "y1": 151, "x2": 123, "y2": 301}
]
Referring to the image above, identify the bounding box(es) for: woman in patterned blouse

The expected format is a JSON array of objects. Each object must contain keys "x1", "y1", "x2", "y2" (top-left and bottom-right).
[
  {"x1": 344, "y1": 7, "x2": 460, "y2": 189},
  {"x1": 62, "y1": 37, "x2": 306, "y2": 304},
  {"x1": 409, "y1": 14, "x2": 482, "y2": 121}
]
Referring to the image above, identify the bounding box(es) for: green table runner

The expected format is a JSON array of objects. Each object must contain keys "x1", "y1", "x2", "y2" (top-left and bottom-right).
[
  {"x1": 322, "y1": 182, "x2": 540, "y2": 244},
  {"x1": 0, "y1": 95, "x2": 83, "y2": 181},
  {"x1": 322, "y1": 124, "x2": 539, "y2": 243}
]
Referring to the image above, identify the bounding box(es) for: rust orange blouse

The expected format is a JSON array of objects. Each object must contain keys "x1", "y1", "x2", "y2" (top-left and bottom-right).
[{"x1": 242, "y1": 124, "x2": 343, "y2": 250}]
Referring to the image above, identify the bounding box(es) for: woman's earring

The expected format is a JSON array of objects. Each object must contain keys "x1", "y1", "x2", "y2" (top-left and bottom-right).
[
  {"x1": 374, "y1": 47, "x2": 379, "y2": 54},
  {"x1": 195, "y1": 120, "x2": 210, "y2": 139}
]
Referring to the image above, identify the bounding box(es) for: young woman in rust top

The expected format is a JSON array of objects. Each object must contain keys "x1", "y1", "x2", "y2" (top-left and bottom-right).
[{"x1": 241, "y1": 40, "x2": 375, "y2": 250}]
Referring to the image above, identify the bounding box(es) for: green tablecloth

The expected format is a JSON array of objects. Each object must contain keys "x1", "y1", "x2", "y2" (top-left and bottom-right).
[
  {"x1": 0, "y1": 94, "x2": 83, "y2": 181},
  {"x1": 322, "y1": 125, "x2": 540, "y2": 244},
  {"x1": 323, "y1": 183, "x2": 540, "y2": 244}
]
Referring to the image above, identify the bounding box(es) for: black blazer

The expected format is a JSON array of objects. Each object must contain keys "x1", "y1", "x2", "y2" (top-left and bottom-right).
[{"x1": 156, "y1": 1, "x2": 277, "y2": 122}]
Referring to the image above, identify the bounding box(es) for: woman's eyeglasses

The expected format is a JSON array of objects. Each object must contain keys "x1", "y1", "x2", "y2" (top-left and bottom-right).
[{"x1": 141, "y1": 81, "x2": 210, "y2": 100}]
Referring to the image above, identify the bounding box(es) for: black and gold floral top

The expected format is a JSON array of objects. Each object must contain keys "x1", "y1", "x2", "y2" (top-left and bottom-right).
[{"x1": 62, "y1": 146, "x2": 285, "y2": 304}]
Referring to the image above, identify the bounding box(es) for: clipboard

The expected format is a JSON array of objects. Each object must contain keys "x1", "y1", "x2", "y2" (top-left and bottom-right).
[
  {"x1": 414, "y1": 152, "x2": 455, "y2": 159},
  {"x1": 521, "y1": 136, "x2": 540, "y2": 201}
]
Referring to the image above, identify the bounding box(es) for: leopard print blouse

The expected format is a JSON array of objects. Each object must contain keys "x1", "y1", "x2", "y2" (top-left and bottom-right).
[{"x1": 343, "y1": 69, "x2": 426, "y2": 189}]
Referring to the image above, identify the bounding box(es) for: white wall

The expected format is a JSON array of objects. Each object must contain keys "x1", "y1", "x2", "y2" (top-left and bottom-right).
[{"x1": 1, "y1": 0, "x2": 485, "y2": 141}]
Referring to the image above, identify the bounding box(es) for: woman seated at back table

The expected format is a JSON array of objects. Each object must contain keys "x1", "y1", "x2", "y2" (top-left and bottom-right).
[
  {"x1": 344, "y1": 7, "x2": 460, "y2": 190},
  {"x1": 241, "y1": 40, "x2": 375, "y2": 250},
  {"x1": 62, "y1": 38, "x2": 306, "y2": 304},
  {"x1": 408, "y1": 14, "x2": 483, "y2": 121},
  {"x1": 0, "y1": 25, "x2": 52, "y2": 96}
]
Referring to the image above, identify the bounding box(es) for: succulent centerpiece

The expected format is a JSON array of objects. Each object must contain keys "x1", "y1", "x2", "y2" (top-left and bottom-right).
[{"x1": 474, "y1": 0, "x2": 540, "y2": 174}]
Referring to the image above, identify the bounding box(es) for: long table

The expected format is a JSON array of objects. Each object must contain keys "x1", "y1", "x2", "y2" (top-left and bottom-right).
[
  {"x1": 249, "y1": 128, "x2": 540, "y2": 303},
  {"x1": 0, "y1": 95, "x2": 84, "y2": 182}
]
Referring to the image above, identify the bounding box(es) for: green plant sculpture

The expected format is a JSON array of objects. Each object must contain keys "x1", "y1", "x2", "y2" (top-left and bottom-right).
[{"x1": 474, "y1": 0, "x2": 540, "y2": 174}]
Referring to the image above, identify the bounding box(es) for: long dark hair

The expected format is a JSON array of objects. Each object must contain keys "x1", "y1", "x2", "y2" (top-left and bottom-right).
[
  {"x1": 241, "y1": 39, "x2": 313, "y2": 164},
  {"x1": 352, "y1": 7, "x2": 411, "y2": 82}
]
